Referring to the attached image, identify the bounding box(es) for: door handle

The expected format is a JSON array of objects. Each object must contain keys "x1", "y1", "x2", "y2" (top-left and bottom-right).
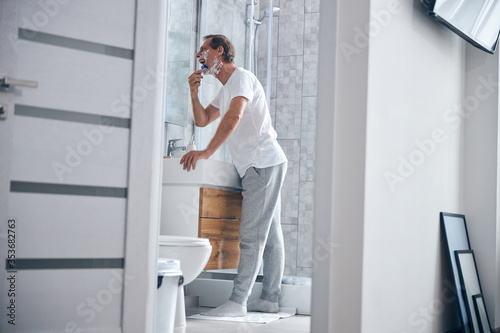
[
  {"x1": 0, "y1": 76, "x2": 38, "y2": 91},
  {"x1": 0, "y1": 104, "x2": 7, "y2": 120}
]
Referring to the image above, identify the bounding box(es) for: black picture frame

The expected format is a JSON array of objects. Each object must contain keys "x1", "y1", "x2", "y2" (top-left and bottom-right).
[
  {"x1": 472, "y1": 294, "x2": 492, "y2": 333},
  {"x1": 455, "y1": 250, "x2": 488, "y2": 333},
  {"x1": 440, "y1": 212, "x2": 472, "y2": 332}
]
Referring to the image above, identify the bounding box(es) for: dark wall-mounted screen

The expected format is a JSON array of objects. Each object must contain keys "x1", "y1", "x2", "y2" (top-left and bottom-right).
[{"x1": 422, "y1": 0, "x2": 500, "y2": 54}]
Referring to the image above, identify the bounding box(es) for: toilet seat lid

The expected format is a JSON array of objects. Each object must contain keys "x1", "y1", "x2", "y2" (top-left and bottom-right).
[{"x1": 159, "y1": 235, "x2": 211, "y2": 247}]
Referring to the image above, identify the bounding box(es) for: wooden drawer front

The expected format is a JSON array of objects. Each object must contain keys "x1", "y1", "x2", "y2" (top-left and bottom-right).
[
  {"x1": 199, "y1": 218, "x2": 240, "y2": 270},
  {"x1": 199, "y1": 188, "x2": 242, "y2": 219}
]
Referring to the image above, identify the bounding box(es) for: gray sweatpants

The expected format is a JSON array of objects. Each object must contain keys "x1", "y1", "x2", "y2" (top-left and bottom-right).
[{"x1": 229, "y1": 162, "x2": 287, "y2": 305}]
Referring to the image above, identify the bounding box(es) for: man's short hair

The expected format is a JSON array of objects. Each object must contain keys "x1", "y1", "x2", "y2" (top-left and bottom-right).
[{"x1": 203, "y1": 34, "x2": 235, "y2": 63}]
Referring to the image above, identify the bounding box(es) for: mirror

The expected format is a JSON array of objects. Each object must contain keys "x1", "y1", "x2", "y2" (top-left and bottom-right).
[{"x1": 164, "y1": 0, "x2": 197, "y2": 126}]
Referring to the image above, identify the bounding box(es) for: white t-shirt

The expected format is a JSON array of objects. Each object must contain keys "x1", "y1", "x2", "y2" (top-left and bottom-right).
[{"x1": 210, "y1": 68, "x2": 287, "y2": 177}]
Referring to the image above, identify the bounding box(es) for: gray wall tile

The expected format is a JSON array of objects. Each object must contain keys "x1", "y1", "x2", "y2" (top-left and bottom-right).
[
  {"x1": 299, "y1": 181, "x2": 315, "y2": 225},
  {"x1": 300, "y1": 96, "x2": 317, "y2": 181},
  {"x1": 270, "y1": 98, "x2": 277, "y2": 128},
  {"x1": 282, "y1": 224, "x2": 298, "y2": 276},
  {"x1": 279, "y1": 139, "x2": 300, "y2": 225},
  {"x1": 276, "y1": 55, "x2": 303, "y2": 139},
  {"x1": 277, "y1": 0, "x2": 305, "y2": 56},
  {"x1": 305, "y1": 0, "x2": 320, "y2": 13},
  {"x1": 302, "y1": 54, "x2": 318, "y2": 97},
  {"x1": 273, "y1": 1, "x2": 319, "y2": 278},
  {"x1": 296, "y1": 267, "x2": 313, "y2": 277},
  {"x1": 297, "y1": 224, "x2": 313, "y2": 268},
  {"x1": 304, "y1": 12, "x2": 320, "y2": 56}
]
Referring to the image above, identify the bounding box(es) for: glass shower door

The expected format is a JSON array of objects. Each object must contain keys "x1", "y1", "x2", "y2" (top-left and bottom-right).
[
  {"x1": 196, "y1": 0, "x2": 276, "y2": 163},
  {"x1": 196, "y1": 0, "x2": 248, "y2": 163}
]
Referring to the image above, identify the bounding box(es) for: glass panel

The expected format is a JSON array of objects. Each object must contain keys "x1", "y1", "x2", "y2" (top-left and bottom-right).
[
  {"x1": 196, "y1": 0, "x2": 248, "y2": 162},
  {"x1": 197, "y1": 0, "x2": 276, "y2": 163},
  {"x1": 164, "y1": 0, "x2": 196, "y2": 126}
]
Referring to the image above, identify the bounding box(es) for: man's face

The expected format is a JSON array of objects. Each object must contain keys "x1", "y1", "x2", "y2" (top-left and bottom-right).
[
  {"x1": 195, "y1": 38, "x2": 224, "y2": 76},
  {"x1": 196, "y1": 38, "x2": 217, "y2": 68}
]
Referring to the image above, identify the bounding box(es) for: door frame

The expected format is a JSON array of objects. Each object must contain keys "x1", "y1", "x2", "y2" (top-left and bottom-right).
[
  {"x1": 122, "y1": 0, "x2": 168, "y2": 331},
  {"x1": 312, "y1": 0, "x2": 369, "y2": 332}
]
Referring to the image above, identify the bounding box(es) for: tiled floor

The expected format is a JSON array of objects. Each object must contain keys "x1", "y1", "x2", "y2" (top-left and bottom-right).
[{"x1": 174, "y1": 307, "x2": 311, "y2": 333}]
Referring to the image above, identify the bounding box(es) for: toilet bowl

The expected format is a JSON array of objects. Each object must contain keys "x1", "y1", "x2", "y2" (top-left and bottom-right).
[{"x1": 158, "y1": 235, "x2": 212, "y2": 327}]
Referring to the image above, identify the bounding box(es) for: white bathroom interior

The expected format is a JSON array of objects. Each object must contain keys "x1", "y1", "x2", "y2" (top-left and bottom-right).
[{"x1": 1, "y1": 0, "x2": 500, "y2": 332}]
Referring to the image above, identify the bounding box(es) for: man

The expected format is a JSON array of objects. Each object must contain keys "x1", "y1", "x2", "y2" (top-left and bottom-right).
[{"x1": 180, "y1": 34, "x2": 287, "y2": 317}]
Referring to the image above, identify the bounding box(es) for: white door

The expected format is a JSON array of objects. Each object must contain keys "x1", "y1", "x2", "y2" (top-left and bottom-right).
[{"x1": 0, "y1": 1, "x2": 164, "y2": 332}]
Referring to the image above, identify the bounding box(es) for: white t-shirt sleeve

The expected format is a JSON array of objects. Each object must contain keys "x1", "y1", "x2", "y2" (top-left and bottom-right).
[{"x1": 228, "y1": 71, "x2": 254, "y2": 104}]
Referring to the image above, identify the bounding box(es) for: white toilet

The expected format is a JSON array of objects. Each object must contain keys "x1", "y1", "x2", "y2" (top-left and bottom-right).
[{"x1": 158, "y1": 235, "x2": 212, "y2": 327}]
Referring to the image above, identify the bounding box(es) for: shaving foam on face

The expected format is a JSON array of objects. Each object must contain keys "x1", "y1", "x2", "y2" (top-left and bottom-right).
[{"x1": 207, "y1": 57, "x2": 223, "y2": 76}]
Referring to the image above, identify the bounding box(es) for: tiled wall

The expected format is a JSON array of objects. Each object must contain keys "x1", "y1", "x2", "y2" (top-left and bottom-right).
[{"x1": 256, "y1": 0, "x2": 320, "y2": 277}]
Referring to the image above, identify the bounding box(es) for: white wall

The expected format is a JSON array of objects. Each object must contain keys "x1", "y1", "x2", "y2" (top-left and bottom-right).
[
  {"x1": 462, "y1": 45, "x2": 500, "y2": 328},
  {"x1": 363, "y1": 4, "x2": 500, "y2": 331},
  {"x1": 314, "y1": 0, "x2": 499, "y2": 332},
  {"x1": 363, "y1": 1, "x2": 465, "y2": 332}
]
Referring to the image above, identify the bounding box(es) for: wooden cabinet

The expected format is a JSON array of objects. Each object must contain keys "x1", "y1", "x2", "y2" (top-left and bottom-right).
[{"x1": 198, "y1": 188, "x2": 242, "y2": 270}]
